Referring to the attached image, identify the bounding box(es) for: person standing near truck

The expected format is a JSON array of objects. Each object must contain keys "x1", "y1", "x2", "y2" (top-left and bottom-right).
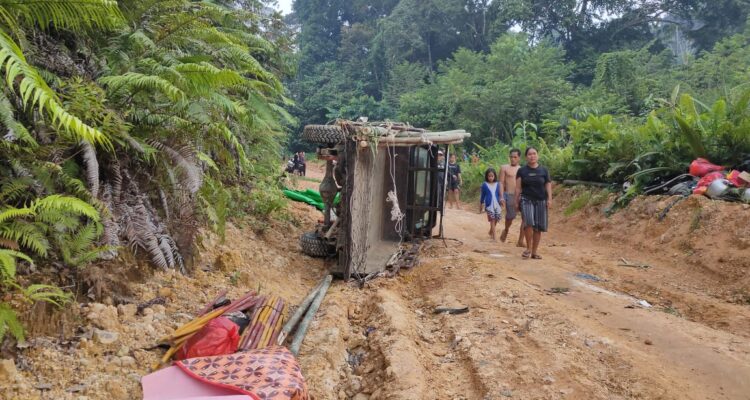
[
  {"x1": 298, "y1": 151, "x2": 307, "y2": 176},
  {"x1": 447, "y1": 153, "x2": 462, "y2": 210},
  {"x1": 514, "y1": 147, "x2": 552, "y2": 259},
  {"x1": 499, "y1": 148, "x2": 525, "y2": 247},
  {"x1": 437, "y1": 150, "x2": 446, "y2": 208}
]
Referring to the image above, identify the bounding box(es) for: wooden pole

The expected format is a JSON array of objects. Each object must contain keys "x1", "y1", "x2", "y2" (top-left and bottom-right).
[
  {"x1": 289, "y1": 275, "x2": 333, "y2": 356},
  {"x1": 378, "y1": 133, "x2": 469, "y2": 145},
  {"x1": 276, "y1": 275, "x2": 328, "y2": 345}
]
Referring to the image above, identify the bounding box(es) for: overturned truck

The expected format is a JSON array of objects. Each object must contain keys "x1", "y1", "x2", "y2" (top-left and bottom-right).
[{"x1": 298, "y1": 120, "x2": 471, "y2": 280}]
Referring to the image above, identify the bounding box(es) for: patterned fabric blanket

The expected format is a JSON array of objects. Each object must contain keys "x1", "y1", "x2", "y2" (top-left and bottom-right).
[{"x1": 175, "y1": 346, "x2": 309, "y2": 400}]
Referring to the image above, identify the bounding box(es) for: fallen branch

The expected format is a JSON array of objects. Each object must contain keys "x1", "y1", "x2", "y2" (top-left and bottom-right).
[{"x1": 196, "y1": 289, "x2": 228, "y2": 316}]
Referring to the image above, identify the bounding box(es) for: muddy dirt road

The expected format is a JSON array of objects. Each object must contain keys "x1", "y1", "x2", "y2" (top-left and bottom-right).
[
  {"x1": 305, "y1": 204, "x2": 750, "y2": 400},
  {"x1": 3, "y1": 164, "x2": 747, "y2": 400},
  {"x1": 300, "y1": 164, "x2": 750, "y2": 400}
]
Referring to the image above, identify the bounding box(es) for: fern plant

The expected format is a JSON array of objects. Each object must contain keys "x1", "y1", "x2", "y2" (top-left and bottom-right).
[
  {"x1": 0, "y1": 194, "x2": 101, "y2": 341},
  {"x1": 0, "y1": 0, "x2": 122, "y2": 147}
]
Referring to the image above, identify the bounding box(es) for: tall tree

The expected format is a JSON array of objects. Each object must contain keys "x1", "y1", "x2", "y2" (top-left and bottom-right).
[{"x1": 294, "y1": 0, "x2": 351, "y2": 70}]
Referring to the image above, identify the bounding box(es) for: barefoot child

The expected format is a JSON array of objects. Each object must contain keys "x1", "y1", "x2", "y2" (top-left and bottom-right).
[
  {"x1": 447, "y1": 154, "x2": 463, "y2": 209},
  {"x1": 499, "y1": 148, "x2": 525, "y2": 247},
  {"x1": 479, "y1": 168, "x2": 502, "y2": 240}
]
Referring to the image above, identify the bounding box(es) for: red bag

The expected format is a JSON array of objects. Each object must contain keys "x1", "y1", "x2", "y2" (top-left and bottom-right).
[
  {"x1": 689, "y1": 158, "x2": 724, "y2": 177},
  {"x1": 693, "y1": 171, "x2": 725, "y2": 194},
  {"x1": 175, "y1": 316, "x2": 240, "y2": 360}
]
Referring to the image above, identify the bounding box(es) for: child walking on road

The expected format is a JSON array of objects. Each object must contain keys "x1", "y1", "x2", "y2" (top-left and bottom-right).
[{"x1": 479, "y1": 168, "x2": 503, "y2": 240}]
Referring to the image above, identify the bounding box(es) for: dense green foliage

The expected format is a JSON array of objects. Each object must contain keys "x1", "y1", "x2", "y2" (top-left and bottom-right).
[
  {"x1": 0, "y1": 0, "x2": 293, "y2": 341},
  {"x1": 288, "y1": 0, "x2": 750, "y2": 136},
  {"x1": 290, "y1": 0, "x2": 750, "y2": 199}
]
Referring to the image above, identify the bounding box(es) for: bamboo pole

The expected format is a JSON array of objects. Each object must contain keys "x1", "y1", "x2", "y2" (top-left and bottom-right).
[
  {"x1": 352, "y1": 126, "x2": 467, "y2": 137},
  {"x1": 379, "y1": 129, "x2": 469, "y2": 138},
  {"x1": 378, "y1": 133, "x2": 469, "y2": 143},
  {"x1": 242, "y1": 321, "x2": 262, "y2": 350},
  {"x1": 265, "y1": 301, "x2": 283, "y2": 347},
  {"x1": 289, "y1": 275, "x2": 333, "y2": 356},
  {"x1": 196, "y1": 289, "x2": 228, "y2": 316},
  {"x1": 276, "y1": 275, "x2": 329, "y2": 346},
  {"x1": 266, "y1": 298, "x2": 284, "y2": 346},
  {"x1": 159, "y1": 306, "x2": 227, "y2": 343},
  {"x1": 260, "y1": 298, "x2": 280, "y2": 344},
  {"x1": 268, "y1": 299, "x2": 286, "y2": 346},
  {"x1": 244, "y1": 296, "x2": 268, "y2": 349},
  {"x1": 251, "y1": 299, "x2": 274, "y2": 349},
  {"x1": 270, "y1": 302, "x2": 287, "y2": 345}
]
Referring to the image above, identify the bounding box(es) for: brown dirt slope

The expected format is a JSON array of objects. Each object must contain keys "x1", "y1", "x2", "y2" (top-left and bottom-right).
[
  {"x1": 1, "y1": 197, "x2": 330, "y2": 400},
  {"x1": 3, "y1": 177, "x2": 749, "y2": 400}
]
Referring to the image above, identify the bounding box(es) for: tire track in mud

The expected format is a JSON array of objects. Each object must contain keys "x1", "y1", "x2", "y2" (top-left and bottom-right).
[
  {"x1": 342, "y1": 286, "x2": 485, "y2": 399},
  {"x1": 409, "y1": 247, "x2": 668, "y2": 400}
]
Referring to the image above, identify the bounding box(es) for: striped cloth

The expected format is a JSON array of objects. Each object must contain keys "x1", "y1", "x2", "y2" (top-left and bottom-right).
[{"x1": 520, "y1": 197, "x2": 548, "y2": 232}]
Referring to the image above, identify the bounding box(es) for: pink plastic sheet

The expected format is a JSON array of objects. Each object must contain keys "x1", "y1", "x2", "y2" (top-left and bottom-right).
[{"x1": 141, "y1": 365, "x2": 254, "y2": 400}]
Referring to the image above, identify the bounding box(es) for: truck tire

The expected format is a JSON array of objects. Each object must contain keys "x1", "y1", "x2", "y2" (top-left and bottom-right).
[
  {"x1": 300, "y1": 232, "x2": 333, "y2": 258},
  {"x1": 301, "y1": 125, "x2": 346, "y2": 144}
]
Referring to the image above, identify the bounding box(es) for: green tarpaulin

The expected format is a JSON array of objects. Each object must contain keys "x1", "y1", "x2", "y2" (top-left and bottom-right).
[{"x1": 283, "y1": 189, "x2": 340, "y2": 211}]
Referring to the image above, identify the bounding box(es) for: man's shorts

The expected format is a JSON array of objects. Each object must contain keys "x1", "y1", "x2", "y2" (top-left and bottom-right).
[{"x1": 504, "y1": 193, "x2": 517, "y2": 220}]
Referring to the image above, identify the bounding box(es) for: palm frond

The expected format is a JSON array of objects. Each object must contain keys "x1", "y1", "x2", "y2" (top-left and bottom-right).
[
  {"x1": 98, "y1": 72, "x2": 185, "y2": 102},
  {"x1": 173, "y1": 63, "x2": 244, "y2": 92},
  {"x1": 0, "y1": 88, "x2": 36, "y2": 147},
  {"x1": 149, "y1": 141, "x2": 203, "y2": 194},
  {"x1": 0, "y1": 302, "x2": 24, "y2": 342},
  {"x1": 0, "y1": 221, "x2": 48, "y2": 257},
  {"x1": 0, "y1": 31, "x2": 111, "y2": 147},
  {"x1": 19, "y1": 284, "x2": 70, "y2": 307},
  {"x1": 0, "y1": 0, "x2": 123, "y2": 33},
  {"x1": 80, "y1": 141, "x2": 99, "y2": 198},
  {"x1": 32, "y1": 194, "x2": 100, "y2": 221},
  {"x1": 0, "y1": 206, "x2": 34, "y2": 223}
]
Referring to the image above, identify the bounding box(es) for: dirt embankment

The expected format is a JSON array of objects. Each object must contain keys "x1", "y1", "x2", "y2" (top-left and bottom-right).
[
  {"x1": 553, "y1": 188, "x2": 750, "y2": 335},
  {"x1": 1, "y1": 198, "x2": 330, "y2": 400}
]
